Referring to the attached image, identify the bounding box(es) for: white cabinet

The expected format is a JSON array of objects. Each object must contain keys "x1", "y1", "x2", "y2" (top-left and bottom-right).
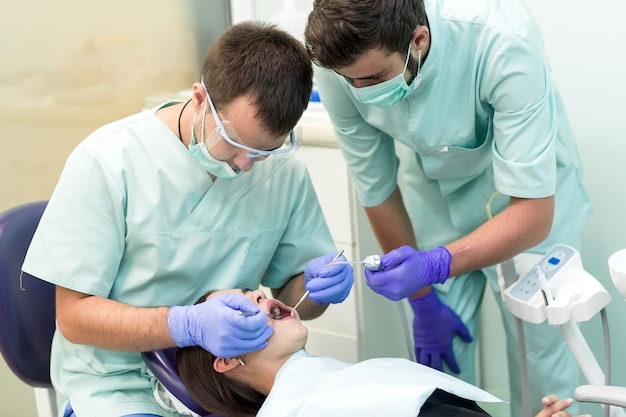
[{"x1": 294, "y1": 117, "x2": 412, "y2": 363}]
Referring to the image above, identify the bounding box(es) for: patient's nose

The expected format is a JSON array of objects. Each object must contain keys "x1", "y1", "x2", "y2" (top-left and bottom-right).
[{"x1": 248, "y1": 289, "x2": 267, "y2": 305}]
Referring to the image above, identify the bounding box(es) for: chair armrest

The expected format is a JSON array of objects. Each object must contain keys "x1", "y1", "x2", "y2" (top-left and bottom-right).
[{"x1": 575, "y1": 385, "x2": 626, "y2": 408}]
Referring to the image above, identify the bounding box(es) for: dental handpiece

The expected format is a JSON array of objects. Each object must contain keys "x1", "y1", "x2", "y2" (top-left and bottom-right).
[{"x1": 326, "y1": 255, "x2": 383, "y2": 271}]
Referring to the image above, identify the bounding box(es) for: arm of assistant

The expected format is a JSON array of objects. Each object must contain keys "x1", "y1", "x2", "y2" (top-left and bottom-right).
[
  {"x1": 56, "y1": 286, "x2": 273, "y2": 358},
  {"x1": 447, "y1": 195, "x2": 553, "y2": 276},
  {"x1": 365, "y1": 190, "x2": 554, "y2": 300},
  {"x1": 362, "y1": 187, "x2": 471, "y2": 372},
  {"x1": 363, "y1": 187, "x2": 553, "y2": 372}
]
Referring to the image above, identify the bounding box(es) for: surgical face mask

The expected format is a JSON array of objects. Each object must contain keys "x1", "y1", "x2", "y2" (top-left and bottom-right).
[
  {"x1": 350, "y1": 46, "x2": 422, "y2": 108},
  {"x1": 188, "y1": 112, "x2": 240, "y2": 179}
]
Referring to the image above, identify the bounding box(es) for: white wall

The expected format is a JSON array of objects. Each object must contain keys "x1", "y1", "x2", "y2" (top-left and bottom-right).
[{"x1": 230, "y1": 0, "x2": 312, "y2": 42}]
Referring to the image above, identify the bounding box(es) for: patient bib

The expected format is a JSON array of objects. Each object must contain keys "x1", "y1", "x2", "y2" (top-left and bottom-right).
[{"x1": 258, "y1": 350, "x2": 501, "y2": 417}]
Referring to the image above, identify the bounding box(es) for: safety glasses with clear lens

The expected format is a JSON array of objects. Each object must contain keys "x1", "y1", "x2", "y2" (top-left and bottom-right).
[{"x1": 201, "y1": 79, "x2": 301, "y2": 159}]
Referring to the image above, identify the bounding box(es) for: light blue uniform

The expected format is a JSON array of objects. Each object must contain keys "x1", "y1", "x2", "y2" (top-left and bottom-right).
[
  {"x1": 22, "y1": 102, "x2": 336, "y2": 417},
  {"x1": 314, "y1": 0, "x2": 592, "y2": 415}
]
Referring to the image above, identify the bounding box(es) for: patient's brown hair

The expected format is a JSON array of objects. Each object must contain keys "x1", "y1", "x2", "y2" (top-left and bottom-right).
[{"x1": 176, "y1": 291, "x2": 265, "y2": 417}]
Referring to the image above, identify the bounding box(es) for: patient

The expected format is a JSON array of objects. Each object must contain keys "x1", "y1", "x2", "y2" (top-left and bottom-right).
[{"x1": 176, "y1": 289, "x2": 583, "y2": 417}]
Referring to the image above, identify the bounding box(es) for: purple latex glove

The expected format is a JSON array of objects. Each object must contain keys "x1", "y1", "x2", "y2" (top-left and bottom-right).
[
  {"x1": 304, "y1": 252, "x2": 354, "y2": 304},
  {"x1": 168, "y1": 293, "x2": 273, "y2": 358},
  {"x1": 409, "y1": 290, "x2": 473, "y2": 373},
  {"x1": 364, "y1": 245, "x2": 451, "y2": 300}
]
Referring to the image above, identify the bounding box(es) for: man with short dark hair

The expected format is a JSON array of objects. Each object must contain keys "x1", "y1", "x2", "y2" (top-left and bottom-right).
[
  {"x1": 22, "y1": 21, "x2": 353, "y2": 417},
  {"x1": 305, "y1": 1, "x2": 591, "y2": 416}
]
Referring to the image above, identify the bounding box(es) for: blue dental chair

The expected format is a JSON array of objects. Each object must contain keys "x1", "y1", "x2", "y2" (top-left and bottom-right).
[
  {"x1": 0, "y1": 202, "x2": 218, "y2": 416},
  {"x1": 0, "y1": 201, "x2": 56, "y2": 416}
]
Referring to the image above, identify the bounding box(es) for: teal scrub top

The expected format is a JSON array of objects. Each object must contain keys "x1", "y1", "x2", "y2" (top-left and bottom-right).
[
  {"x1": 22, "y1": 103, "x2": 336, "y2": 417},
  {"x1": 315, "y1": 0, "x2": 591, "y2": 254}
]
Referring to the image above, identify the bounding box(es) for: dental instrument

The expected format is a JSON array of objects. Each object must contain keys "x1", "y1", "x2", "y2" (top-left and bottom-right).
[
  {"x1": 238, "y1": 311, "x2": 272, "y2": 317},
  {"x1": 290, "y1": 249, "x2": 344, "y2": 316},
  {"x1": 325, "y1": 254, "x2": 383, "y2": 272},
  {"x1": 534, "y1": 265, "x2": 554, "y2": 306}
]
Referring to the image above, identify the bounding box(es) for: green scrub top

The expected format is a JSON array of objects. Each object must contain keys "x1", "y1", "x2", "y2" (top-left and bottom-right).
[
  {"x1": 315, "y1": 0, "x2": 592, "y2": 254},
  {"x1": 22, "y1": 103, "x2": 336, "y2": 417}
]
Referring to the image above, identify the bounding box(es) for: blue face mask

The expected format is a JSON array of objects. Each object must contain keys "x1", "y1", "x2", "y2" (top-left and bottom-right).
[
  {"x1": 188, "y1": 112, "x2": 240, "y2": 179},
  {"x1": 350, "y1": 47, "x2": 422, "y2": 108}
]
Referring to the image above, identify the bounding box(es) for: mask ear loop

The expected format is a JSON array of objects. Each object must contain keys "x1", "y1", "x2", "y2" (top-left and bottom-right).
[
  {"x1": 403, "y1": 41, "x2": 412, "y2": 70},
  {"x1": 200, "y1": 95, "x2": 207, "y2": 146},
  {"x1": 405, "y1": 35, "x2": 421, "y2": 84},
  {"x1": 416, "y1": 49, "x2": 422, "y2": 80}
]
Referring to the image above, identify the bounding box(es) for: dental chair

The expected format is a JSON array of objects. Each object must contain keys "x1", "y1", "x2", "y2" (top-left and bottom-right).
[{"x1": 0, "y1": 201, "x2": 56, "y2": 417}]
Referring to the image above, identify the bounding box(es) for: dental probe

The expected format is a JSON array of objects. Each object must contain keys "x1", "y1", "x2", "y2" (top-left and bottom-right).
[{"x1": 290, "y1": 249, "x2": 345, "y2": 316}]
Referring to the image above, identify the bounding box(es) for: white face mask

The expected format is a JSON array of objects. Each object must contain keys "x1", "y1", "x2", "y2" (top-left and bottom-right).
[
  {"x1": 350, "y1": 47, "x2": 422, "y2": 108},
  {"x1": 188, "y1": 112, "x2": 240, "y2": 179}
]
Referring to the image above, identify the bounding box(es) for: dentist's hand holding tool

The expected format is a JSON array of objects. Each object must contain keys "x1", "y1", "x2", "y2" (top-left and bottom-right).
[
  {"x1": 168, "y1": 292, "x2": 273, "y2": 358},
  {"x1": 293, "y1": 249, "x2": 353, "y2": 313},
  {"x1": 364, "y1": 245, "x2": 452, "y2": 300}
]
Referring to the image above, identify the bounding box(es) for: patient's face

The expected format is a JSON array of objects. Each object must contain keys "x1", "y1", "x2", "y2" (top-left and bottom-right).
[{"x1": 207, "y1": 289, "x2": 308, "y2": 358}]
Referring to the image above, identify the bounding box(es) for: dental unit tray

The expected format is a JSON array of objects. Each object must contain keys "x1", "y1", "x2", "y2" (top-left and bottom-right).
[
  {"x1": 503, "y1": 244, "x2": 612, "y2": 325},
  {"x1": 503, "y1": 244, "x2": 625, "y2": 417}
]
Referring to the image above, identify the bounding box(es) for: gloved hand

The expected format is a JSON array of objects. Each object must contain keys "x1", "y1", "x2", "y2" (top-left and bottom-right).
[
  {"x1": 304, "y1": 252, "x2": 354, "y2": 304},
  {"x1": 364, "y1": 245, "x2": 451, "y2": 300},
  {"x1": 409, "y1": 290, "x2": 473, "y2": 373},
  {"x1": 168, "y1": 293, "x2": 273, "y2": 358}
]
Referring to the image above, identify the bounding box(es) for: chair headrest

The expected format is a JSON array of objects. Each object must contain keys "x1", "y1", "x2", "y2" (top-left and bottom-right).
[{"x1": 142, "y1": 348, "x2": 210, "y2": 416}]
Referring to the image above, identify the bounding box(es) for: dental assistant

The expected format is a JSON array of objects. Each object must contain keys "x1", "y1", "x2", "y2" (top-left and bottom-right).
[
  {"x1": 305, "y1": 0, "x2": 592, "y2": 416},
  {"x1": 21, "y1": 22, "x2": 353, "y2": 417}
]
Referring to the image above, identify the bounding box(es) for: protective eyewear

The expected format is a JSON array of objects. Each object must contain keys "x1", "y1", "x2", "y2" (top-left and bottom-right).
[{"x1": 201, "y1": 79, "x2": 301, "y2": 159}]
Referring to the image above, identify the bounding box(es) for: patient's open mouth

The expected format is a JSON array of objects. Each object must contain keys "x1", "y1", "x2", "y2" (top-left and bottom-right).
[{"x1": 267, "y1": 300, "x2": 293, "y2": 320}]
